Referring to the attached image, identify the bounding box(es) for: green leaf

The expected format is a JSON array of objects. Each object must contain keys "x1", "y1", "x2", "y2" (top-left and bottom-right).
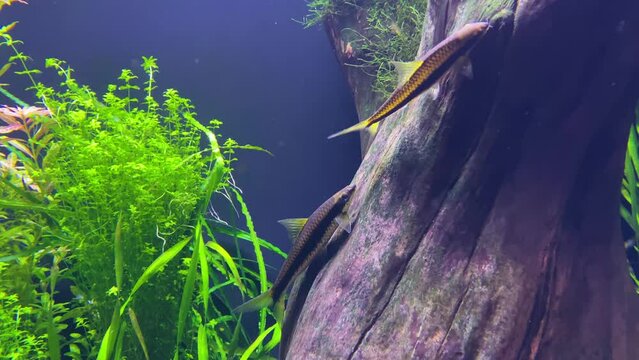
[
  {"x1": 239, "y1": 324, "x2": 278, "y2": 360},
  {"x1": 225, "y1": 315, "x2": 243, "y2": 356},
  {"x1": 197, "y1": 324, "x2": 209, "y2": 360},
  {"x1": 121, "y1": 237, "x2": 191, "y2": 312},
  {"x1": 231, "y1": 188, "x2": 269, "y2": 345},
  {"x1": 221, "y1": 143, "x2": 274, "y2": 156},
  {"x1": 625, "y1": 138, "x2": 639, "y2": 232},
  {"x1": 0, "y1": 196, "x2": 65, "y2": 215},
  {"x1": 47, "y1": 316, "x2": 61, "y2": 360},
  {"x1": 128, "y1": 308, "x2": 150, "y2": 360},
  {"x1": 622, "y1": 206, "x2": 635, "y2": 233},
  {"x1": 263, "y1": 323, "x2": 281, "y2": 353},
  {"x1": 209, "y1": 279, "x2": 236, "y2": 294},
  {"x1": 206, "y1": 220, "x2": 286, "y2": 259},
  {"x1": 97, "y1": 306, "x2": 121, "y2": 360},
  {"x1": 114, "y1": 213, "x2": 123, "y2": 292},
  {"x1": 113, "y1": 321, "x2": 126, "y2": 360},
  {"x1": 202, "y1": 219, "x2": 245, "y2": 291},
  {"x1": 197, "y1": 223, "x2": 210, "y2": 318},
  {"x1": 0, "y1": 62, "x2": 12, "y2": 77},
  {"x1": 207, "y1": 240, "x2": 244, "y2": 291},
  {"x1": 186, "y1": 114, "x2": 226, "y2": 210},
  {"x1": 210, "y1": 328, "x2": 228, "y2": 360},
  {"x1": 175, "y1": 237, "x2": 199, "y2": 352},
  {"x1": 629, "y1": 124, "x2": 639, "y2": 176}
]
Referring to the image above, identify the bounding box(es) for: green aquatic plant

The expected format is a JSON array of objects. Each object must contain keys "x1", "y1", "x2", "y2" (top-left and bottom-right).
[
  {"x1": 352, "y1": 0, "x2": 427, "y2": 97},
  {"x1": 621, "y1": 104, "x2": 639, "y2": 290},
  {"x1": 0, "y1": 0, "x2": 27, "y2": 11},
  {"x1": 0, "y1": 279, "x2": 47, "y2": 359},
  {"x1": 304, "y1": 0, "x2": 427, "y2": 97},
  {"x1": 302, "y1": 0, "x2": 354, "y2": 28},
  {"x1": 1, "y1": 29, "x2": 284, "y2": 359},
  {"x1": 0, "y1": 104, "x2": 72, "y2": 360},
  {"x1": 0, "y1": 1, "x2": 29, "y2": 105}
]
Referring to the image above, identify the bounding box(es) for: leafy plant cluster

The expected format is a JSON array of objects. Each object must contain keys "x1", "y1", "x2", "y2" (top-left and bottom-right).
[
  {"x1": 302, "y1": 0, "x2": 354, "y2": 28},
  {"x1": 0, "y1": 265, "x2": 47, "y2": 359},
  {"x1": 304, "y1": 0, "x2": 428, "y2": 97},
  {"x1": 1, "y1": 17, "x2": 284, "y2": 360},
  {"x1": 621, "y1": 104, "x2": 639, "y2": 290}
]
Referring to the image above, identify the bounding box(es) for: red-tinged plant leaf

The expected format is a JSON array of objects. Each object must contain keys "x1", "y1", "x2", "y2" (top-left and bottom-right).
[
  {"x1": 0, "y1": 106, "x2": 49, "y2": 122},
  {"x1": 0, "y1": 106, "x2": 20, "y2": 118},
  {"x1": 21, "y1": 106, "x2": 50, "y2": 119},
  {"x1": 0, "y1": 112, "x2": 19, "y2": 125},
  {"x1": 7, "y1": 139, "x2": 33, "y2": 159},
  {"x1": 0, "y1": 123, "x2": 22, "y2": 134}
]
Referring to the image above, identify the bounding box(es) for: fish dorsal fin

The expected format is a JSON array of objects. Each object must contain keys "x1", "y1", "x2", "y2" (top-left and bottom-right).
[
  {"x1": 335, "y1": 213, "x2": 352, "y2": 234},
  {"x1": 277, "y1": 218, "x2": 308, "y2": 243},
  {"x1": 391, "y1": 60, "x2": 423, "y2": 85}
]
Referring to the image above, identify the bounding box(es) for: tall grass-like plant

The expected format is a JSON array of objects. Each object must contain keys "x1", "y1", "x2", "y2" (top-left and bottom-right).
[
  {"x1": 621, "y1": 104, "x2": 639, "y2": 290},
  {"x1": 1, "y1": 25, "x2": 284, "y2": 359}
]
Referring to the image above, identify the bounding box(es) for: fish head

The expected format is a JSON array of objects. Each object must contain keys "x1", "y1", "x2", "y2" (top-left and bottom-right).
[
  {"x1": 336, "y1": 184, "x2": 356, "y2": 205},
  {"x1": 457, "y1": 22, "x2": 490, "y2": 40}
]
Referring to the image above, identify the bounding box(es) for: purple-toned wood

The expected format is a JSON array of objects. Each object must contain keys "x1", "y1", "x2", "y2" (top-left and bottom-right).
[{"x1": 283, "y1": 0, "x2": 639, "y2": 358}]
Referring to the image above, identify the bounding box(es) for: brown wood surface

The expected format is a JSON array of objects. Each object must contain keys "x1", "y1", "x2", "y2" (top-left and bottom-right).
[{"x1": 282, "y1": 0, "x2": 639, "y2": 358}]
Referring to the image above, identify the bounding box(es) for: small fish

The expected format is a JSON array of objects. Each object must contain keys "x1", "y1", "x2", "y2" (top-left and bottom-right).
[
  {"x1": 233, "y1": 184, "x2": 356, "y2": 321},
  {"x1": 328, "y1": 21, "x2": 490, "y2": 140}
]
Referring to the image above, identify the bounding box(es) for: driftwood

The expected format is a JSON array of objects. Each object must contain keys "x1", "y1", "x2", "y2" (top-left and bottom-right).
[{"x1": 282, "y1": 0, "x2": 639, "y2": 358}]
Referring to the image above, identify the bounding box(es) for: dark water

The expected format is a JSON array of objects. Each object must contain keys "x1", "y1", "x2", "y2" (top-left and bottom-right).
[{"x1": 2, "y1": 0, "x2": 361, "y2": 271}]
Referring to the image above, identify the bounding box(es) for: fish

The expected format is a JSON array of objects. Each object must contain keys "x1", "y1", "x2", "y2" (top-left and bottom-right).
[
  {"x1": 233, "y1": 184, "x2": 356, "y2": 321},
  {"x1": 328, "y1": 21, "x2": 490, "y2": 140}
]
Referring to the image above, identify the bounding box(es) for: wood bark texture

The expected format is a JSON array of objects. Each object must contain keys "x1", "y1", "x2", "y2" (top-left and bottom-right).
[{"x1": 282, "y1": 0, "x2": 639, "y2": 358}]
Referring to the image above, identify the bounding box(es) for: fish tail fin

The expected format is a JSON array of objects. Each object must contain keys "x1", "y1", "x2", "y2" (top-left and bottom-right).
[
  {"x1": 274, "y1": 294, "x2": 286, "y2": 324},
  {"x1": 327, "y1": 118, "x2": 373, "y2": 139},
  {"x1": 233, "y1": 290, "x2": 274, "y2": 314}
]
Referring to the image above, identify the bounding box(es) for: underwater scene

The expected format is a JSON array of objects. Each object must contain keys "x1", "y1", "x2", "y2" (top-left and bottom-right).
[{"x1": 1, "y1": 0, "x2": 639, "y2": 359}]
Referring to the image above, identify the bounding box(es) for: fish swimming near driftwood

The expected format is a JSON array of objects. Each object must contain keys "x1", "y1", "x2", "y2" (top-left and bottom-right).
[
  {"x1": 233, "y1": 184, "x2": 356, "y2": 321},
  {"x1": 328, "y1": 21, "x2": 490, "y2": 140}
]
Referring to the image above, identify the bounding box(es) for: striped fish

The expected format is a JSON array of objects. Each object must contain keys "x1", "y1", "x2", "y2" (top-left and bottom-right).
[
  {"x1": 233, "y1": 184, "x2": 355, "y2": 321},
  {"x1": 328, "y1": 22, "x2": 490, "y2": 139}
]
